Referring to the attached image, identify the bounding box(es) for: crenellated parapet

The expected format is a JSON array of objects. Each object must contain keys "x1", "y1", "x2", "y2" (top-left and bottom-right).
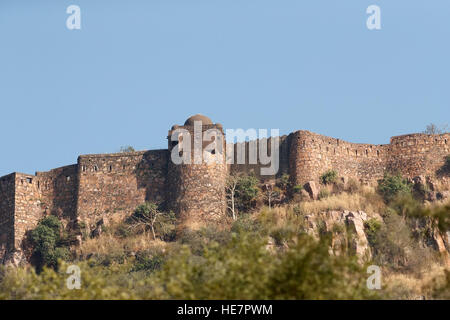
[{"x1": 0, "y1": 115, "x2": 449, "y2": 264}]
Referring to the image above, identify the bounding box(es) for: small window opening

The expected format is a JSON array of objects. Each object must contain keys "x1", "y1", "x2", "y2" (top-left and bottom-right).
[
  {"x1": 94, "y1": 165, "x2": 98, "y2": 172},
  {"x1": 66, "y1": 176, "x2": 71, "y2": 182},
  {"x1": 26, "y1": 178, "x2": 32, "y2": 184},
  {"x1": 109, "y1": 165, "x2": 112, "y2": 172}
]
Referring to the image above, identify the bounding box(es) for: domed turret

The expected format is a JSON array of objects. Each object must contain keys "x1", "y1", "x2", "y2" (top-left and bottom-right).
[
  {"x1": 184, "y1": 114, "x2": 213, "y2": 126},
  {"x1": 166, "y1": 115, "x2": 227, "y2": 232}
]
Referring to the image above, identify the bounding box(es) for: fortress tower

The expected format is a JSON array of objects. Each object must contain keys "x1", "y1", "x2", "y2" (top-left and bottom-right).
[
  {"x1": 166, "y1": 115, "x2": 227, "y2": 230},
  {"x1": 1, "y1": 113, "x2": 449, "y2": 265}
]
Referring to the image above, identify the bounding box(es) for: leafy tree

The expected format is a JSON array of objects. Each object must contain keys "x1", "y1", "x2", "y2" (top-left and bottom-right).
[
  {"x1": 128, "y1": 203, "x2": 176, "y2": 241},
  {"x1": 262, "y1": 183, "x2": 281, "y2": 209},
  {"x1": 30, "y1": 216, "x2": 70, "y2": 271},
  {"x1": 233, "y1": 175, "x2": 260, "y2": 213}
]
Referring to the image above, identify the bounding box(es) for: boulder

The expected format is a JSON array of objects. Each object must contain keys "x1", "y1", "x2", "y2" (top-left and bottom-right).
[
  {"x1": 304, "y1": 210, "x2": 373, "y2": 261},
  {"x1": 344, "y1": 211, "x2": 371, "y2": 260},
  {"x1": 304, "y1": 181, "x2": 319, "y2": 200}
]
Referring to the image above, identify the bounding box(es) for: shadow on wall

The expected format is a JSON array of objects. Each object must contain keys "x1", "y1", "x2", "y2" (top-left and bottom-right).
[
  {"x1": 437, "y1": 155, "x2": 450, "y2": 178},
  {"x1": 135, "y1": 150, "x2": 169, "y2": 208}
]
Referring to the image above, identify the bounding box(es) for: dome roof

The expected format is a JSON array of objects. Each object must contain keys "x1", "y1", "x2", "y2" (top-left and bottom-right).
[{"x1": 184, "y1": 114, "x2": 213, "y2": 126}]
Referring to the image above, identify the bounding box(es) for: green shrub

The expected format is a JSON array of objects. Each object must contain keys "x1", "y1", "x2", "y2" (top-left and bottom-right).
[
  {"x1": 30, "y1": 216, "x2": 70, "y2": 271},
  {"x1": 277, "y1": 173, "x2": 290, "y2": 191},
  {"x1": 230, "y1": 216, "x2": 264, "y2": 236},
  {"x1": 293, "y1": 185, "x2": 303, "y2": 193},
  {"x1": 270, "y1": 227, "x2": 291, "y2": 246},
  {"x1": 132, "y1": 250, "x2": 166, "y2": 273},
  {"x1": 388, "y1": 193, "x2": 421, "y2": 217},
  {"x1": 149, "y1": 233, "x2": 379, "y2": 299},
  {"x1": 369, "y1": 212, "x2": 433, "y2": 273},
  {"x1": 364, "y1": 218, "x2": 382, "y2": 247},
  {"x1": 0, "y1": 233, "x2": 381, "y2": 300},
  {"x1": 320, "y1": 170, "x2": 338, "y2": 185},
  {"x1": 115, "y1": 223, "x2": 132, "y2": 238},
  {"x1": 179, "y1": 226, "x2": 232, "y2": 255},
  {"x1": 377, "y1": 173, "x2": 412, "y2": 203}
]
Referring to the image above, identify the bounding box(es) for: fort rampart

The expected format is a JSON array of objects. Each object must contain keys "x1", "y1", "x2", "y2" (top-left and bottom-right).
[{"x1": 1, "y1": 114, "x2": 449, "y2": 264}]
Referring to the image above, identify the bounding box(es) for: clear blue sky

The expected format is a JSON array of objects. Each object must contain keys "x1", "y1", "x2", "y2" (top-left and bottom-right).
[{"x1": 0, "y1": 1, "x2": 449, "y2": 176}]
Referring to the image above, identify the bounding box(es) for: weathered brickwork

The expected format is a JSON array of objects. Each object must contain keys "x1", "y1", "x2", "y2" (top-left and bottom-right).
[
  {"x1": 36, "y1": 165, "x2": 79, "y2": 223},
  {"x1": 229, "y1": 135, "x2": 291, "y2": 180},
  {"x1": 387, "y1": 133, "x2": 450, "y2": 177},
  {"x1": 13, "y1": 173, "x2": 42, "y2": 251},
  {"x1": 0, "y1": 114, "x2": 449, "y2": 264},
  {"x1": 77, "y1": 150, "x2": 168, "y2": 229},
  {"x1": 289, "y1": 130, "x2": 390, "y2": 187},
  {"x1": 167, "y1": 118, "x2": 227, "y2": 228},
  {"x1": 288, "y1": 131, "x2": 450, "y2": 187},
  {"x1": 0, "y1": 174, "x2": 15, "y2": 258}
]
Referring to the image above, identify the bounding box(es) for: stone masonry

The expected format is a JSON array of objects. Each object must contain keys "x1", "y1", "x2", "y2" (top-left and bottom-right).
[{"x1": 0, "y1": 114, "x2": 449, "y2": 264}]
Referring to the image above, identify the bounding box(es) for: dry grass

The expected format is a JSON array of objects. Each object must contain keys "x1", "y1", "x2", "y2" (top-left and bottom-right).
[
  {"x1": 76, "y1": 230, "x2": 168, "y2": 262},
  {"x1": 293, "y1": 188, "x2": 386, "y2": 216},
  {"x1": 383, "y1": 263, "x2": 448, "y2": 299}
]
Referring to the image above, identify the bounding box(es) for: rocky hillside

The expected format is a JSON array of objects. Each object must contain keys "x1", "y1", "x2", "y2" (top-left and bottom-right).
[{"x1": 0, "y1": 171, "x2": 449, "y2": 299}]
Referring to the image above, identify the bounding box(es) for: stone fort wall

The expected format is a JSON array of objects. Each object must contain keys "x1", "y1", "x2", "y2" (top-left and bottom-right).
[
  {"x1": 387, "y1": 133, "x2": 450, "y2": 177},
  {"x1": 0, "y1": 125, "x2": 449, "y2": 264},
  {"x1": 228, "y1": 135, "x2": 291, "y2": 180},
  {"x1": 0, "y1": 174, "x2": 15, "y2": 257},
  {"x1": 289, "y1": 131, "x2": 449, "y2": 187},
  {"x1": 289, "y1": 130, "x2": 390, "y2": 187},
  {"x1": 35, "y1": 165, "x2": 79, "y2": 223},
  {"x1": 76, "y1": 150, "x2": 168, "y2": 229}
]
